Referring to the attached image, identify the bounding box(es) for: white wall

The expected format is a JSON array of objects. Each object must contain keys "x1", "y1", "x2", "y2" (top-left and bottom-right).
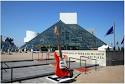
[
  {"x1": 56, "y1": 50, "x2": 106, "y2": 66},
  {"x1": 60, "y1": 13, "x2": 77, "y2": 24}
]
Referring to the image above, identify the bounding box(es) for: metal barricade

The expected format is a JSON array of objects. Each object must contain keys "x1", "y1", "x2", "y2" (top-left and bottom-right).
[
  {"x1": 80, "y1": 56, "x2": 98, "y2": 71},
  {"x1": 68, "y1": 57, "x2": 87, "y2": 74}
]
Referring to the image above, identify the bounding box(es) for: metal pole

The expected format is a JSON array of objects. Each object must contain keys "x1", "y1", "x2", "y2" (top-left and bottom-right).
[
  {"x1": 69, "y1": 57, "x2": 70, "y2": 68},
  {"x1": 54, "y1": 26, "x2": 62, "y2": 59},
  {"x1": 4, "y1": 62, "x2": 9, "y2": 68},
  {"x1": 80, "y1": 56, "x2": 81, "y2": 66},
  {"x1": 113, "y1": 22, "x2": 116, "y2": 66},
  {"x1": 114, "y1": 22, "x2": 116, "y2": 50},
  {"x1": 3, "y1": 62, "x2": 8, "y2": 72},
  {"x1": 85, "y1": 60, "x2": 86, "y2": 74},
  {"x1": 11, "y1": 68, "x2": 13, "y2": 82},
  {"x1": 57, "y1": 35, "x2": 62, "y2": 58},
  {"x1": 1, "y1": 62, "x2": 3, "y2": 80},
  {"x1": 46, "y1": 52, "x2": 47, "y2": 64}
]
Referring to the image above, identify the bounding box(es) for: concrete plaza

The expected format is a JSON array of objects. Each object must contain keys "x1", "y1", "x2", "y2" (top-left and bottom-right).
[{"x1": 1, "y1": 52, "x2": 124, "y2": 83}]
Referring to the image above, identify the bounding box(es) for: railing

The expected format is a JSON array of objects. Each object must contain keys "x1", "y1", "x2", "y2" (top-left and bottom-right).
[
  {"x1": 68, "y1": 57, "x2": 87, "y2": 74},
  {"x1": 1, "y1": 60, "x2": 35, "y2": 81},
  {"x1": 1, "y1": 62, "x2": 10, "y2": 80},
  {"x1": 1, "y1": 62, "x2": 9, "y2": 72},
  {"x1": 80, "y1": 56, "x2": 99, "y2": 71},
  {"x1": 1, "y1": 60, "x2": 33, "y2": 63},
  {"x1": 1, "y1": 63, "x2": 51, "y2": 83}
]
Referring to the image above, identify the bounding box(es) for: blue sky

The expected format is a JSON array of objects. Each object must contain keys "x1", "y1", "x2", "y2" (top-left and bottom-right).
[{"x1": 1, "y1": 1, "x2": 124, "y2": 47}]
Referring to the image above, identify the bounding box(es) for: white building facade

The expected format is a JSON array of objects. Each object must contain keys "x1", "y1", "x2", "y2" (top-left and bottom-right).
[
  {"x1": 59, "y1": 13, "x2": 77, "y2": 24},
  {"x1": 24, "y1": 30, "x2": 38, "y2": 43}
]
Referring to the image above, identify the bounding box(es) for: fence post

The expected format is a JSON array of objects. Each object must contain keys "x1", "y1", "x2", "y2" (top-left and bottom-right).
[{"x1": 68, "y1": 57, "x2": 70, "y2": 69}]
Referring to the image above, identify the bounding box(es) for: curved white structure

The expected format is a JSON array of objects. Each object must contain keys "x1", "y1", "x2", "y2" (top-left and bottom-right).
[
  {"x1": 24, "y1": 30, "x2": 38, "y2": 43},
  {"x1": 98, "y1": 45, "x2": 112, "y2": 51}
]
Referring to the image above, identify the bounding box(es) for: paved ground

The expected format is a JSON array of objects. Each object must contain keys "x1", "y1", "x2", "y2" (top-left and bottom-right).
[
  {"x1": 1, "y1": 52, "x2": 124, "y2": 83},
  {"x1": 1, "y1": 64, "x2": 54, "y2": 82},
  {"x1": 75, "y1": 65, "x2": 124, "y2": 83},
  {"x1": 1, "y1": 60, "x2": 86, "y2": 83},
  {"x1": 20, "y1": 65, "x2": 124, "y2": 83},
  {"x1": 1, "y1": 52, "x2": 54, "y2": 61},
  {"x1": 21, "y1": 77, "x2": 55, "y2": 83}
]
